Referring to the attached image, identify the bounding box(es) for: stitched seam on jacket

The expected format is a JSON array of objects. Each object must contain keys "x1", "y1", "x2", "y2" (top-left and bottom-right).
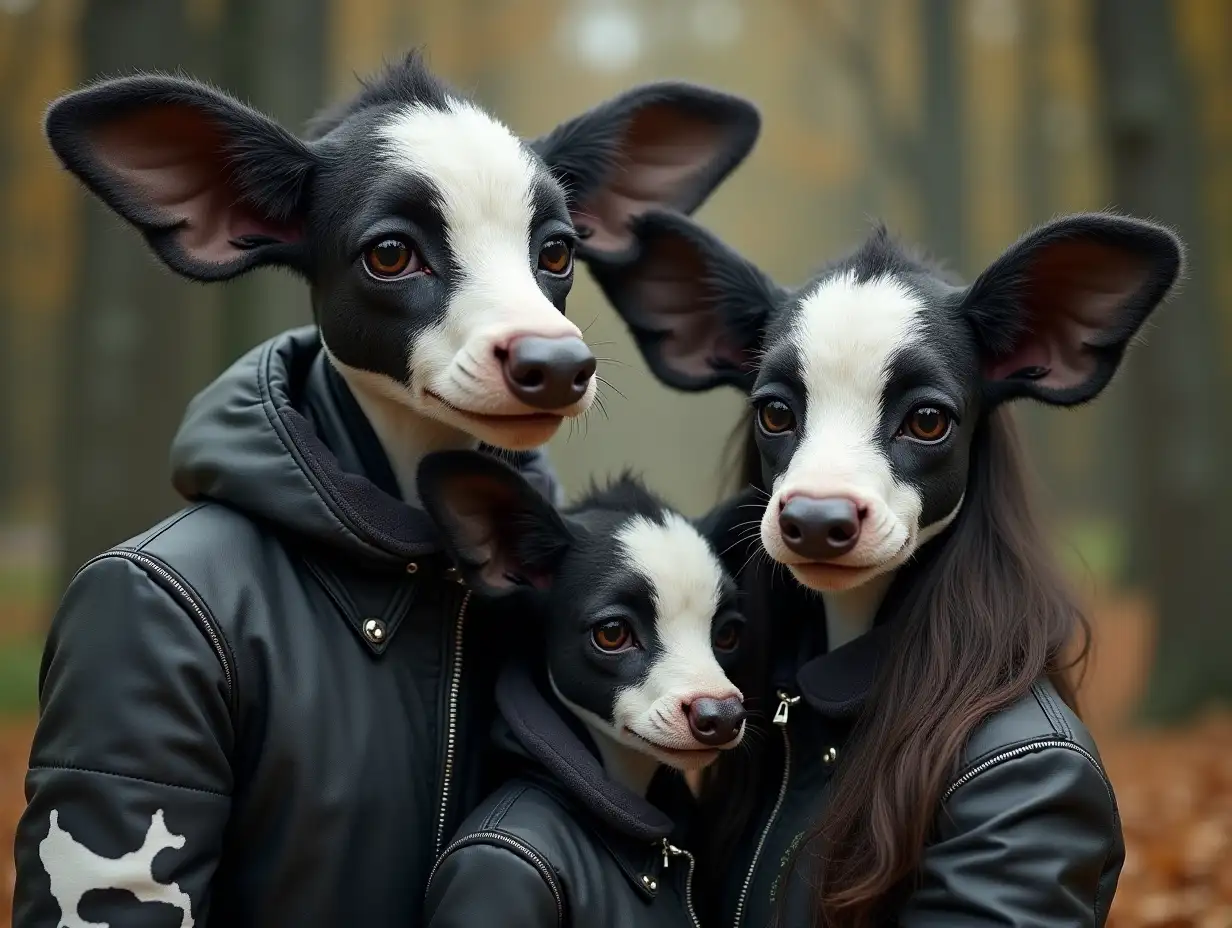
[
  {"x1": 1032, "y1": 682, "x2": 1072, "y2": 741},
  {"x1": 131, "y1": 503, "x2": 211, "y2": 551},
  {"x1": 482, "y1": 785, "x2": 532, "y2": 830},
  {"x1": 75, "y1": 551, "x2": 240, "y2": 720},
  {"x1": 28, "y1": 762, "x2": 230, "y2": 797}
]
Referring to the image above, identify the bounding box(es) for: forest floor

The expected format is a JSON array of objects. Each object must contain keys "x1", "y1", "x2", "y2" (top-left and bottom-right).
[{"x1": 0, "y1": 591, "x2": 1227, "y2": 926}]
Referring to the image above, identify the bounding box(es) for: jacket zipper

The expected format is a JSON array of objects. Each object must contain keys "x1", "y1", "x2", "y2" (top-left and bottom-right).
[
  {"x1": 82, "y1": 550, "x2": 233, "y2": 700},
  {"x1": 660, "y1": 839, "x2": 701, "y2": 928},
  {"x1": 941, "y1": 739, "x2": 1115, "y2": 808},
  {"x1": 732, "y1": 689, "x2": 797, "y2": 928},
  {"x1": 428, "y1": 830, "x2": 564, "y2": 925},
  {"x1": 434, "y1": 572, "x2": 471, "y2": 858}
]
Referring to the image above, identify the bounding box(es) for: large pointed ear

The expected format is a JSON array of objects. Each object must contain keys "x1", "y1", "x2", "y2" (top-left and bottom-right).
[
  {"x1": 963, "y1": 213, "x2": 1183, "y2": 407},
  {"x1": 45, "y1": 74, "x2": 315, "y2": 282},
  {"x1": 531, "y1": 82, "x2": 760, "y2": 262},
  {"x1": 589, "y1": 209, "x2": 782, "y2": 392},
  {"x1": 417, "y1": 451, "x2": 573, "y2": 597}
]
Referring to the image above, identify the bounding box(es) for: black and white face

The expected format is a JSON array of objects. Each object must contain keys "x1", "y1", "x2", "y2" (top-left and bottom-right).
[
  {"x1": 311, "y1": 97, "x2": 589, "y2": 450},
  {"x1": 44, "y1": 51, "x2": 761, "y2": 451},
  {"x1": 593, "y1": 210, "x2": 1183, "y2": 594},
  {"x1": 749, "y1": 259, "x2": 977, "y2": 592},
  {"x1": 418, "y1": 452, "x2": 748, "y2": 773}
]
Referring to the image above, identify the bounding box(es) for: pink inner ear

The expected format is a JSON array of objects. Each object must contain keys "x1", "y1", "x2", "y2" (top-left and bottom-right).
[
  {"x1": 89, "y1": 106, "x2": 301, "y2": 265},
  {"x1": 621, "y1": 231, "x2": 750, "y2": 378},
  {"x1": 984, "y1": 240, "x2": 1151, "y2": 391},
  {"x1": 575, "y1": 103, "x2": 724, "y2": 256}
]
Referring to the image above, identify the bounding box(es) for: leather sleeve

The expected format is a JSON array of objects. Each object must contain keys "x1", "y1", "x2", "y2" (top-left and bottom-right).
[
  {"x1": 898, "y1": 743, "x2": 1122, "y2": 927},
  {"x1": 424, "y1": 841, "x2": 562, "y2": 928},
  {"x1": 13, "y1": 554, "x2": 233, "y2": 928}
]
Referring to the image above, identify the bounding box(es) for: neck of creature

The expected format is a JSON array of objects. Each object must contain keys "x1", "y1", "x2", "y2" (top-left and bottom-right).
[
  {"x1": 820, "y1": 570, "x2": 895, "y2": 651},
  {"x1": 584, "y1": 722, "x2": 661, "y2": 797},
  {"x1": 331, "y1": 361, "x2": 478, "y2": 504}
]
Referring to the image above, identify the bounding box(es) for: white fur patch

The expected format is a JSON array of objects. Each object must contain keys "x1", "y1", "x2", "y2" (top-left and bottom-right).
[
  {"x1": 40, "y1": 809, "x2": 194, "y2": 928},
  {"x1": 613, "y1": 513, "x2": 740, "y2": 750},
  {"x1": 377, "y1": 101, "x2": 588, "y2": 415},
  {"x1": 761, "y1": 271, "x2": 929, "y2": 605}
]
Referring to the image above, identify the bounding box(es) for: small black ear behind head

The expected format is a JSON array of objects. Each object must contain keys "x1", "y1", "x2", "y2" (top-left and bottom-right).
[
  {"x1": 45, "y1": 73, "x2": 315, "y2": 282},
  {"x1": 588, "y1": 209, "x2": 782, "y2": 394},
  {"x1": 532, "y1": 81, "x2": 761, "y2": 263},
  {"x1": 417, "y1": 451, "x2": 573, "y2": 597},
  {"x1": 963, "y1": 212, "x2": 1184, "y2": 408}
]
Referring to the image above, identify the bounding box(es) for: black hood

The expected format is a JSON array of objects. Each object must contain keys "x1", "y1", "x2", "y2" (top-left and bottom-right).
[
  {"x1": 170, "y1": 327, "x2": 560, "y2": 567},
  {"x1": 493, "y1": 662, "x2": 679, "y2": 844}
]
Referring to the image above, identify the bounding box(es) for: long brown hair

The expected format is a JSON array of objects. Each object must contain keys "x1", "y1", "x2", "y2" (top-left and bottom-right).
[{"x1": 761, "y1": 407, "x2": 1089, "y2": 927}]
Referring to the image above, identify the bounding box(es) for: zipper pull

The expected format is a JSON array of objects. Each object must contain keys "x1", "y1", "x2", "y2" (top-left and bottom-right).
[
  {"x1": 660, "y1": 838, "x2": 683, "y2": 869},
  {"x1": 773, "y1": 690, "x2": 801, "y2": 726}
]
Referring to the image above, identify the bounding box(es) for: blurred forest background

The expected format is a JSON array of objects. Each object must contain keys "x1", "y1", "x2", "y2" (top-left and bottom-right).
[{"x1": 0, "y1": 0, "x2": 1230, "y2": 924}]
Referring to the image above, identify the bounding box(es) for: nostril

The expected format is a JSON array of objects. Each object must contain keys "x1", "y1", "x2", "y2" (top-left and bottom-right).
[
  {"x1": 518, "y1": 367, "x2": 545, "y2": 388},
  {"x1": 574, "y1": 357, "x2": 597, "y2": 387},
  {"x1": 828, "y1": 522, "x2": 856, "y2": 544},
  {"x1": 781, "y1": 519, "x2": 802, "y2": 543}
]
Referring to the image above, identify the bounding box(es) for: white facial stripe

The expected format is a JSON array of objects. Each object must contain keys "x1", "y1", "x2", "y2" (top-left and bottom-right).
[
  {"x1": 379, "y1": 99, "x2": 540, "y2": 269},
  {"x1": 612, "y1": 513, "x2": 739, "y2": 751},
  {"x1": 765, "y1": 272, "x2": 929, "y2": 571},
  {"x1": 379, "y1": 101, "x2": 584, "y2": 418}
]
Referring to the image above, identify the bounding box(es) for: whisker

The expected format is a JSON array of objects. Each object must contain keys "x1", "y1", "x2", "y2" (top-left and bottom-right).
[{"x1": 596, "y1": 376, "x2": 627, "y2": 400}]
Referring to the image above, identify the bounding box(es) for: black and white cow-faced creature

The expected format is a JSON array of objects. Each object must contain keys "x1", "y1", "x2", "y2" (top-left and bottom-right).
[
  {"x1": 419, "y1": 449, "x2": 747, "y2": 787},
  {"x1": 590, "y1": 208, "x2": 1182, "y2": 927},
  {"x1": 418, "y1": 450, "x2": 749, "y2": 927},
  {"x1": 592, "y1": 209, "x2": 1182, "y2": 645},
  {"x1": 43, "y1": 51, "x2": 761, "y2": 499}
]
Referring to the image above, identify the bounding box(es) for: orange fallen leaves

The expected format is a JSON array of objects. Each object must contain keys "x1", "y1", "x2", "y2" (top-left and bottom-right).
[
  {"x1": 1104, "y1": 712, "x2": 1232, "y2": 928},
  {"x1": 0, "y1": 714, "x2": 1226, "y2": 926}
]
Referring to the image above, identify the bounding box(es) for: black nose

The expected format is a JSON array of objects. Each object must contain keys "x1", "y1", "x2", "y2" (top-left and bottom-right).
[
  {"x1": 778, "y1": 496, "x2": 862, "y2": 560},
  {"x1": 498, "y1": 336, "x2": 595, "y2": 410},
  {"x1": 687, "y1": 697, "x2": 746, "y2": 747}
]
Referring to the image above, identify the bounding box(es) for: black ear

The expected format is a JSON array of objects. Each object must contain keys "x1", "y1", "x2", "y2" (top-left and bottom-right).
[
  {"x1": 45, "y1": 74, "x2": 316, "y2": 282},
  {"x1": 417, "y1": 451, "x2": 573, "y2": 597},
  {"x1": 963, "y1": 212, "x2": 1183, "y2": 407},
  {"x1": 531, "y1": 82, "x2": 760, "y2": 263},
  {"x1": 696, "y1": 485, "x2": 768, "y2": 581},
  {"x1": 589, "y1": 209, "x2": 782, "y2": 392}
]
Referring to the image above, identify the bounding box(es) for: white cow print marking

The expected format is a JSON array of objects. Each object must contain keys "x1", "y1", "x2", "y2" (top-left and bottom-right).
[{"x1": 39, "y1": 809, "x2": 194, "y2": 928}]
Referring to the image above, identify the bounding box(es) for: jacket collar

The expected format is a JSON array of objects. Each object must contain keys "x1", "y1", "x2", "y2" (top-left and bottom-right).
[
  {"x1": 495, "y1": 662, "x2": 677, "y2": 844},
  {"x1": 170, "y1": 327, "x2": 559, "y2": 566},
  {"x1": 781, "y1": 542, "x2": 943, "y2": 720}
]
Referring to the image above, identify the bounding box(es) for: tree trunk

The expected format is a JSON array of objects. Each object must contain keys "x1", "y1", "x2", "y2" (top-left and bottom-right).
[
  {"x1": 57, "y1": 0, "x2": 223, "y2": 587},
  {"x1": 0, "y1": 8, "x2": 47, "y2": 519},
  {"x1": 1092, "y1": 0, "x2": 1232, "y2": 720},
  {"x1": 920, "y1": 0, "x2": 964, "y2": 272},
  {"x1": 217, "y1": 0, "x2": 327, "y2": 365}
]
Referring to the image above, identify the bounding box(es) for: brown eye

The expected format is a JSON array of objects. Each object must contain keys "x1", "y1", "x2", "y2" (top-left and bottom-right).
[
  {"x1": 538, "y1": 239, "x2": 573, "y2": 276},
  {"x1": 364, "y1": 239, "x2": 421, "y2": 279},
  {"x1": 903, "y1": 406, "x2": 951, "y2": 443},
  {"x1": 757, "y1": 400, "x2": 796, "y2": 435},
  {"x1": 592, "y1": 619, "x2": 633, "y2": 652},
  {"x1": 713, "y1": 621, "x2": 742, "y2": 653}
]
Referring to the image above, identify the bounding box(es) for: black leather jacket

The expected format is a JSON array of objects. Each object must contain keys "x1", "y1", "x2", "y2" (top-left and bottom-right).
[
  {"x1": 718, "y1": 619, "x2": 1123, "y2": 928},
  {"x1": 13, "y1": 328, "x2": 561, "y2": 928},
  {"x1": 425, "y1": 663, "x2": 704, "y2": 928}
]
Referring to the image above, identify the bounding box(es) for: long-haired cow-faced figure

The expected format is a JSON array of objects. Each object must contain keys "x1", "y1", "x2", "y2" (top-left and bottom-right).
[
  {"x1": 595, "y1": 209, "x2": 1182, "y2": 927},
  {"x1": 12, "y1": 53, "x2": 764, "y2": 928},
  {"x1": 42, "y1": 50, "x2": 760, "y2": 498}
]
